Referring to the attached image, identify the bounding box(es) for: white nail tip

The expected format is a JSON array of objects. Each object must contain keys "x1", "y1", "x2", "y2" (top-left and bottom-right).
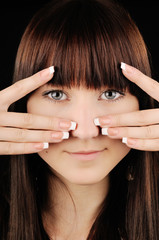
[
  {"x1": 122, "y1": 137, "x2": 127, "y2": 144},
  {"x1": 62, "y1": 132, "x2": 69, "y2": 139},
  {"x1": 102, "y1": 128, "x2": 108, "y2": 136},
  {"x1": 69, "y1": 121, "x2": 77, "y2": 130},
  {"x1": 49, "y1": 66, "x2": 55, "y2": 74},
  {"x1": 121, "y1": 62, "x2": 126, "y2": 71},
  {"x1": 43, "y1": 142, "x2": 49, "y2": 149},
  {"x1": 94, "y1": 118, "x2": 100, "y2": 126}
]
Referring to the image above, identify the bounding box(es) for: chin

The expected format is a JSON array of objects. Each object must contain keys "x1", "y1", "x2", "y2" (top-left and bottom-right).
[
  {"x1": 47, "y1": 161, "x2": 115, "y2": 186},
  {"x1": 63, "y1": 171, "x2": 108, "y2": 186},
  {"x1": 38, "y1": 141, "x2": 131, "y2": 186}
]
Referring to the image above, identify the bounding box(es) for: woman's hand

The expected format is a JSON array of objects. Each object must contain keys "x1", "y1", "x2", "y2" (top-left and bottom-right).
[
  {"x1": 0, "y1": 67, "x2": 76, "y2": 155},
  {"x1": 94, "y1": 63, "x2": 159, "y2": 151}
]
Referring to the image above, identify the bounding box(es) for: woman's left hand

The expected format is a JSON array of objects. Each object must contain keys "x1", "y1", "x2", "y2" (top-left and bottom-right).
[{"x1": 94, "y1": 63, "x2": 159, "y2": 151}]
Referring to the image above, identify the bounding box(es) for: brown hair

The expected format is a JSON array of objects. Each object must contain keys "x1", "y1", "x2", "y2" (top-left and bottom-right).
[{"x1": 0, "y1": 0, "x2": 158, "y2": 239}]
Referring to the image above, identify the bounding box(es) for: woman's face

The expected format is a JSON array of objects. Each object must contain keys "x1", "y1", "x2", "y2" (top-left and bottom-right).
[{"x1": 27, "y1": 83, "x2": 139, "y2": 185}]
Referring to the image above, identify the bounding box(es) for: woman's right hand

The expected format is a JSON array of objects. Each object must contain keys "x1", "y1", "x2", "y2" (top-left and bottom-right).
[{"x1": 0, "y1": 67, "x2": 76, "y2": 155}]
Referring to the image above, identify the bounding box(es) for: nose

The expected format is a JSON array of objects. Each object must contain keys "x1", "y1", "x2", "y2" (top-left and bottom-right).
[{"x1": 71, "y1": 109, "x2": 100, "y2": 139}]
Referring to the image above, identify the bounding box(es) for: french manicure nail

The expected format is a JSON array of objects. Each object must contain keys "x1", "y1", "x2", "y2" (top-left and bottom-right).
[
  {"x1": 69, "y1": 121, "x2": 77, "y2": 130},
  {"x1": 49, "y1": 66, "x2": 55, "y2": 74},
  {"x1": 62, "y1": 132, "x2": 69, "y2": 139},
  {"x1": 43, "y1": 142, "x2": 49, "y2": 149},
  {"x1": 121, "y1": 62, "x2": 126, "y2": 71},
  {"x1": 94, "y1": 118, "x2": 100, "y2": 126},
  {"x1": 122, "y1": 137, "x2": 127, "y2": 144},
  {"x1": 102, "y1": 128, "x2": 109, "y2": 136}
]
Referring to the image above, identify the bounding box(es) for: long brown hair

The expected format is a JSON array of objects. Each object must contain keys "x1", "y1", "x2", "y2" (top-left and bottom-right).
[{"x1": 0, "y1": 0, "x2": 158, "y2": 239}]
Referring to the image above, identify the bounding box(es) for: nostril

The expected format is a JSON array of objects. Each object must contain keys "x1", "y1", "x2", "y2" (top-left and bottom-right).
[{"x1": 70, "y1": 123, "x2": 100, "y2": 139}]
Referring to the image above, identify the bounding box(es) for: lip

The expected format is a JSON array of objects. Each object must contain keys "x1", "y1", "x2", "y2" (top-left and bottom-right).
[{"x1": 66, "y1": 149, "x2": 105, "y2": 161}]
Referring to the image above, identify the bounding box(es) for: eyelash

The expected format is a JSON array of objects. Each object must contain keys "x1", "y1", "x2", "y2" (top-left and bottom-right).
[
  {"x1": 99, "y1": 89, "x2": 125, "y2": 102},
  {"x1": 42, "y1": 90, "x2": 70, "y2": 103},
  {"x1": 42, "y1": 89, "x2": 125, "y2": 103}
]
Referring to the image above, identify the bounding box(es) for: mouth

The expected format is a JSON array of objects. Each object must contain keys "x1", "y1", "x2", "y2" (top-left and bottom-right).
[{"x1": 66, "y1": 149, "x2": 106, "y2": 161}]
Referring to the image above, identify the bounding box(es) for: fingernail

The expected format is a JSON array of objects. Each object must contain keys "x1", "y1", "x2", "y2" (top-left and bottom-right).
[
  {"x1": 43, "y1": 142, "x2": 49, "y2": 149},
  {"x1": 127, "y1": 139, "x2": 137, "y2": 146},
  {"x1": 40, "y1": 66, "x2": 55, "y2": 78},
  {"x1": 121, "y1": 62, "x2": 134, "y2": 74},
  {"x1": 122, "y1": 137, "x2": 127, "y2": 144},
  {"x1": 51, "y1": 132, "x2": 63, "y2": 139},
  {"x1": 62, "y1": 132, "x2": 69, "y2": 139},
  {"x1": 108, "y1": 128, "x2": 118, "y2": 136},
  {"x1": 121, "y1": 62, "x2": 126, "y2": 71},
  {"x1": 102, "y1": 128, "x2": 108, "y2": 136},
  {"x1": 60, "y1": 121, "x2": 76, "y2": 130},
  {"x1": 49, "y1": 66, "x2": 55, "y2": 74},
  {"x1": 94, "y1": 118, "x2": 100, "y2": 126},
  {"x1": 101, "y1": 118, "x2": 111, "y2": 125},
  {"x1": 69, "y1": 121, "x2": 77, "y2": 130}
]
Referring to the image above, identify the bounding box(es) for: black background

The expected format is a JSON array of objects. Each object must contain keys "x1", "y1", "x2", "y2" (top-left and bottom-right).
[{"x1": 0, "y1": 0, "x2": 159, "y2": 90}]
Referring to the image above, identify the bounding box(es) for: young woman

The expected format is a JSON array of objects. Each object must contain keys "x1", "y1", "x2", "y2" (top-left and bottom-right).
[{"x1": 0, "y1": 0, "x2": 158, "y2": 239}]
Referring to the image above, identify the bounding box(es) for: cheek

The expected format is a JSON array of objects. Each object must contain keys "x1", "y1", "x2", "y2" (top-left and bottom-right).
[
  {"x1": 27, "y1": 96, "x2": 71, "y2": 119},
  {"x1": 119, "y1": 95, "x2": 139, "y2": 113},
  {"x1": 27, "y1": 96, "x2": 56, "y2": 115},
  {"x1": 101, "y1": 96, "x2": 139, "y2": 116}
]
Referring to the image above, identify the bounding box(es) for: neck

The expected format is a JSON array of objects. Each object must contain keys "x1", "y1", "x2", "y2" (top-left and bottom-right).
[{"x1": 43, "y1": 175, "x2": 109, "y2": 240}]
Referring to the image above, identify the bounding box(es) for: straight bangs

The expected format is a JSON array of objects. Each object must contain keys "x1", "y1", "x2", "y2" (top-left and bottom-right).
[{"x1": 14, "y1": 0, "x2": 151, "y2": 99}]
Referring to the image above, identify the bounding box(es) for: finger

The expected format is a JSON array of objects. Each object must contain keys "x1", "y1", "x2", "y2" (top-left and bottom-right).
[
  {"x1": 0, "y1": 66, "x2": 54, "y2": 110},
  {"x1": 94, "y1": 109, "x2": 159, "y2": 127},
  {"x1": 106, "y1": 125, "x2": 159, "y2": 139},
  {"x1": 121, "y1": 62, "x2": 159, "y2": 101},
  {"x1": 0, "y1": 112, "x2": 76, "y2": 131},
  {"x1": 0, "y1": 127, "x2": 69, "y2": 143},
  {"x1": 122, "y1": 138, "x2": 159, "y2": 151},
  {"x1": 0, "y1": 142, "x2": 49, "y2": 155}
]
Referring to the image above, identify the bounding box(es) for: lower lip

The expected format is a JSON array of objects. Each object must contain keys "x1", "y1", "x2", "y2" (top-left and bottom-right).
[{"x1": 68, "y1": 151, "x2": 104, "y2": 161}]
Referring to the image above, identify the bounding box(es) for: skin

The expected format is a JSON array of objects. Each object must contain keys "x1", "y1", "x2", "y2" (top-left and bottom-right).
[
  {"x1": 27, "y1": 85, "x2": 138, "y2": 185},
  {"x1": 0, "y1": 63, "x2": 159, "y2": 239},
  {"x1": 0, "y1": 67, "x2": 75, "y2": 154},
  {"x1": 27, "y1": 76, "x2": 139, "y2": 239},
  {"x1": 98, "y1": 63, "x2": 159, "y2": 151}
]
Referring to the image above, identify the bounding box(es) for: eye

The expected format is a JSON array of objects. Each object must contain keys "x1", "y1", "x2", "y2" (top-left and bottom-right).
[
  {"x1": 44, "y1": 90, "x2": 68, "y2": 101},
  {"x1": 100, "y1": 90, "x2": 125, "y2": 101}
]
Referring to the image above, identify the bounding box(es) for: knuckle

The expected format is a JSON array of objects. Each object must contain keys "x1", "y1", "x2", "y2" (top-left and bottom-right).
[
  {"x1": 0, "y1": 112, "x2": 5, "y2": 125},
  {"x1": 36, "y1": 71, "x2": 42, "y2": 79},
  {"x1": 12, "y1": 81, "x2": 24, "y2": 93},
  {"x1": 139, "y1": 139, "x2": 146, "y2": 150},
  {"x1": 125, "y1": 127, "x2": 131, "y2": 137},
  {"x1": 5, "y1": 142, "x2": 15, "y2": 154},
  {"x1": 47, "y1": 117, "x2": 57, "y2": 130},
  {"x1": 133, "y1": 68, "x2": 141, "y2": 78},
  {"x1": 154, "y1": 140, "x2": 159, "y2": 151},
  {"x1": 38, "y1": 131, "x2": 48, "y2": 141},
  {"x1": 0, "y1": 98, "x2": 9, "y2": 111},
  {"x1": 15, "y1": 129, "x2": 26, "y2": 141},
  {"x1": 114, "y1": 115, "x2": 122, "y2": 126},
  {"x1": 136, "y1": 111, "x2": 146, "y2": 125},
  {"x1": 145, "y1": 126, "x2": 153, "y2": 138},
  {"x1": 23, "y1": 114, "x2": 33, "y2": 127},
  {"x1": 150, "y1": 79, "x2": 158, "y2": 91},
  {"x1": 23, "y1": 143, "x2": 30, "y2": 153}
]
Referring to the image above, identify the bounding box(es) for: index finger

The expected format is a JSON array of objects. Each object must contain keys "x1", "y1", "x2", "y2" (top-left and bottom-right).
[
  {"x1": 95, "y1": 109, "x2": 159, "y2": 127},
  {"x1": 121, "y1": 62, "x2": 159, "y2": 102},
  {"x1": 0, "y1": 66, "x2": 54, "y2": 110}
]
